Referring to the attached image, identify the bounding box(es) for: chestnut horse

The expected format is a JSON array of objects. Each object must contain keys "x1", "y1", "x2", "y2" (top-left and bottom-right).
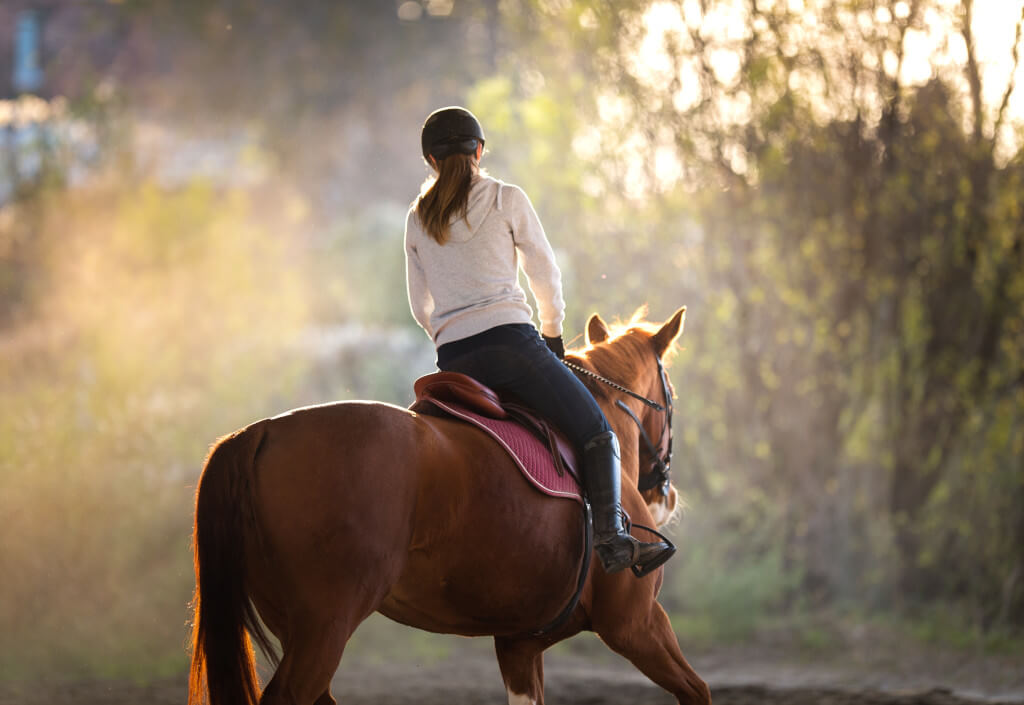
[{"x1": 187, "y1": 306, "x2": 710, "y2": 705}]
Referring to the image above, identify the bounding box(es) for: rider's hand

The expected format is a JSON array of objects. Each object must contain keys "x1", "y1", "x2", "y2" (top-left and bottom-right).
[{"x1": 543, "y1": 335, "x2": 565, "y2": 359}]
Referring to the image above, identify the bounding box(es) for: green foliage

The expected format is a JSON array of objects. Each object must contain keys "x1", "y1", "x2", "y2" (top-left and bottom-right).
[
  {"x1": 667, "y1": 535, "x2": 796, "y2": 645},
  {"x1": 0, "y1": 177, "x2": 314, "y2": 679},
  {"x1": 492, "y1": 0, "x2": 1024, "y2": 632},
  {"x1": 312, "y1": 204, "x2": 412, "y2": 327}
]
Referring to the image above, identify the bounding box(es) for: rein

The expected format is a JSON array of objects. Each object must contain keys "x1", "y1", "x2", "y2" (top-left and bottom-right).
[
  {"x1": 562, "y1": 359, "x2": 666, "y2": 411},
  {"x1": 563, "y1": 357, "x2": 674, "y2": 497}
]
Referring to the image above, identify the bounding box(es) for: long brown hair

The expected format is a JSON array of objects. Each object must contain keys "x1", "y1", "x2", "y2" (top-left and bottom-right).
[{"x1": 416, "y1": 152, "x2": 479, "y2": 245}]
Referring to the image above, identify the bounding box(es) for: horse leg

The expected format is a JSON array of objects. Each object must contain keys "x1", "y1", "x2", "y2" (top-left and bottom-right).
[
  {"x1": 595, "y1": 601, "x2": 711, "y2": 704},
  {"x1": 259, "y1": 614, "x2": 350, "y2": 705},
  {"x1": 494, "y1": 636, "x2": 548, "y2": 705}
]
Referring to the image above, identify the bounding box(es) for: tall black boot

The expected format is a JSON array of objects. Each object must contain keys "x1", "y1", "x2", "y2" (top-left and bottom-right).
[{"x1": 583, "y1": 431, "x2": 675, "y2": 576}]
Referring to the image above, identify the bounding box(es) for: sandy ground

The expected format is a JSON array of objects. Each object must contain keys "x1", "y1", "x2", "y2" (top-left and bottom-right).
[
  {"x1": 2, "y1": 643, "x2": 1021, "y2": 705},
  {"x1": 0, "y1": 670, "x2": 1020, "y2": 705}
]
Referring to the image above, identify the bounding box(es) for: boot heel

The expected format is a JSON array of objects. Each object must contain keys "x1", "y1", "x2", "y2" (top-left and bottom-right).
[{"x1": 594, "y1": 537, "x2": 639, "y2": 574}]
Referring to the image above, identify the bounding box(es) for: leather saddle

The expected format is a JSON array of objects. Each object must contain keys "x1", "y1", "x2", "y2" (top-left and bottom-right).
[{"x1": 412, "y1": 372, "x2": 581, "y2": 482}]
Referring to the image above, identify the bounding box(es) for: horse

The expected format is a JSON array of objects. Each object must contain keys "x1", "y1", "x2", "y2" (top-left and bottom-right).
[{"x1": 187, "y1": 306, "x2": 711, "y2": 705}]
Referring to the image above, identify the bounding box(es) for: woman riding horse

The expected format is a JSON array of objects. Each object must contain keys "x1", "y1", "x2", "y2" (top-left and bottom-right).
[
  {"x1": 186, "y1": 106, "x2": 711, "y2": 705},
  {"x1": 188, "y1": 307, "x2": 710, "y2": 705},
  {"x1": 405, "y1": 106, "x2": 673, "y2": 576}
]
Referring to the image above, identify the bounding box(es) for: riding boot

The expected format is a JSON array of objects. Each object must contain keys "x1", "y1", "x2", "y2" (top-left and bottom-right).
[{"x1": 583, "y1": 431, "x2": 675, "y2": 576}]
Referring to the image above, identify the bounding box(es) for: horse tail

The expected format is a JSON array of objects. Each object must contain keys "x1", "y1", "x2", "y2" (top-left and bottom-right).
[{"x1": 188, "y1": 421, "x2": 275, "y2": 705}]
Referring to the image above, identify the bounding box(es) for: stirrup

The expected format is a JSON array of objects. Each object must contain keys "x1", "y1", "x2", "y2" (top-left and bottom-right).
[
  {"x1": 630, "y1": 543, "x2": 676, "y2": 578},
  {"x1": 628, "y1": 522, "x2": 678, "y2": 578}
]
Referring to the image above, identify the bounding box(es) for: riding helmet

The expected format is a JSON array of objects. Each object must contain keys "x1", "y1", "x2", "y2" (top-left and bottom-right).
[{"x1": 420, "y1": 106, "x2": 485, "y2": 161}]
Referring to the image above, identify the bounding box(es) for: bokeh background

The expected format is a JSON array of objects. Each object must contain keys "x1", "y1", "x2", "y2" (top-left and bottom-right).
[{"x1": 1, "y1": 0, "x2": 1022, "y2": 691}]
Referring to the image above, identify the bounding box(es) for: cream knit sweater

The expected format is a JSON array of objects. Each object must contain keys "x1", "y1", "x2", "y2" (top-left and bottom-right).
[{"x1": 404, "y1": 175, "x2": 565, "y2": 346}]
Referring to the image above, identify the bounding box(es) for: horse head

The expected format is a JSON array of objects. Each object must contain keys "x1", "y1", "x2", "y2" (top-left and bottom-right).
[{"x1": 567, "y1": 305, "x2": 686, "y2": 529}]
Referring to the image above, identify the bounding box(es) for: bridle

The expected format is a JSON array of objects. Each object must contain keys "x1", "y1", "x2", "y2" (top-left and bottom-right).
[{"x1": 563, "y1": 355, "x2": 674, "y2": 497}]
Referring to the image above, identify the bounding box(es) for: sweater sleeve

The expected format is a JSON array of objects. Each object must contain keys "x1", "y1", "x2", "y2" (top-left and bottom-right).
[
  {"x1": 404, "y1": 209, "x2": 435, "y2": 340},
  {"x1": 507, "y1": 186, "x2": 565, "y2": 338}
]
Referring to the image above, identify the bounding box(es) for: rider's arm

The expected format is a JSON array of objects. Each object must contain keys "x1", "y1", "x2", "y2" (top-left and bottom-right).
[
  {"x1": 507, "y1": 186, "x2": 565, "y2": 339},
  {"x1": 405, "y1": 210, "x2": 435, "y2": 339}
]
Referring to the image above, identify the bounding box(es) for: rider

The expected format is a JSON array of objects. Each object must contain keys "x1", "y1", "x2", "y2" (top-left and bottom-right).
[{"x1": 404, "y1": 106, "x2": 673, "y2": 576}]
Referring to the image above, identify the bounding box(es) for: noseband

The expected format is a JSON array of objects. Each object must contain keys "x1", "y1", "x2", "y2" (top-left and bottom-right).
[{"x1": 563, "y1": 356, "x2": 674, "y2": 497}]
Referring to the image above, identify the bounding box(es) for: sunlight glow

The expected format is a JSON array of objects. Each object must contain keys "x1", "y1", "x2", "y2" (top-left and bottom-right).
[
  {"x1": 397, "y1": 1, "x2": 422, "y2": 22},
  {"x1": 630, "y1": 0, "x2": 1024, "y2": 120},
  {"x1": 617, "y1": 0, "x2": 1024, "y2": 192},
  {"x1": 425, "y1": 0, "x2": 454, "y2": 17},
  {"x1": 0, "y1": 94, "x2": 65, "y2": 125},
  {"x1": 628, "y1": 3, "x2": 687, "y2": 88}
]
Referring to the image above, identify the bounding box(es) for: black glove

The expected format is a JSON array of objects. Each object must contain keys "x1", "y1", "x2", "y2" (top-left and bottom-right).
[{"x1": 543, "y1": 335, "x2": 565, "y2": 359}]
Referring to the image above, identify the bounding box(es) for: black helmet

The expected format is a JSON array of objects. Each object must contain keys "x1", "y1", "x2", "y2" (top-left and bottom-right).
[{"x1": 420, "y1": 106, "x2": 485, "y2": 161}]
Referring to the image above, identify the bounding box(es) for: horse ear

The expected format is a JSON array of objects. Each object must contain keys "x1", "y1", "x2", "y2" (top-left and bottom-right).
[
  {"x1": 652, "y1": 306, "x2": 686, "y2": 356},
  {"x1": 586, "y1": 313, "x2": 610, "y2": 345}
]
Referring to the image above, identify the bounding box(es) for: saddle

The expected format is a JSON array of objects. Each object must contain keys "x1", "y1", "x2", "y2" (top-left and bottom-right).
[{"x1": 411, "y1": 372, "x2": 582, "y2": 500}]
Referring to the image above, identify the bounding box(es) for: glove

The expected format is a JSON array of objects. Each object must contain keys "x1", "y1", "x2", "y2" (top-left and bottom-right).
[{"x1": 543, "y1": 335, "x2": 565, "y2": 359}]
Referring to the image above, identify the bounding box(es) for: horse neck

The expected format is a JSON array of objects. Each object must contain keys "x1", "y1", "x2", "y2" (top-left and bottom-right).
[
  {"x1": 586, "y1": 348, "x2": 661, "y2": 483},
  {"x1": 602, "y1": 402, "x2": 643, "y2": 482}
]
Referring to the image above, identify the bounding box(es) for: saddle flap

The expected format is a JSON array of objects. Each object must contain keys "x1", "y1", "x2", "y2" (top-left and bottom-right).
[
  {"x1": 414, "y1": 372, "x2": 508, "y2": 419},
  {"x1": 502, "y1": 403, "x2": 579, "y2": 480}
]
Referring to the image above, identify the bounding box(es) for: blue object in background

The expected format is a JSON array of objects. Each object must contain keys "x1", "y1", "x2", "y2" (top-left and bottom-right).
[{"x1": 13, "y1": 9, "x2": 44, "y2": 94}]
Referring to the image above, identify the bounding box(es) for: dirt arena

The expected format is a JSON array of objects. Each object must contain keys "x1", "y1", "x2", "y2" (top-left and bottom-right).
[
  {"x1": 1, "y1": 675, "x2": 1019, "y2": 705},
  {"x1": 3, "y1": 651, "x2": 1022, "y2": 705}
]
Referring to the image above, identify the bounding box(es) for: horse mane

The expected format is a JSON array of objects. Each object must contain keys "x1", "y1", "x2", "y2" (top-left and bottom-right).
[{"x1": 566, "y1": 305, "x2": 680, "y2": 403}]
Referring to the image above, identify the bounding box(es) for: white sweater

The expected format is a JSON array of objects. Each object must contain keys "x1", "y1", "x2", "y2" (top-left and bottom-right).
[{"x1": 404, "y1": 174, "x2": 565, "y2": 346}]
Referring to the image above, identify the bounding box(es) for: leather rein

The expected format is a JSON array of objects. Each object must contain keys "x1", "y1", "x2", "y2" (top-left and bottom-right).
[{"x1": 563, "y1": 356, "x2": 674, "y2": 497}]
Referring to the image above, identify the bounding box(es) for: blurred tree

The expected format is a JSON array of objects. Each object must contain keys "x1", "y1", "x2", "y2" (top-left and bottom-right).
[{"x1": 489, "y1": 0, "x2": 1024, "y2": 624}]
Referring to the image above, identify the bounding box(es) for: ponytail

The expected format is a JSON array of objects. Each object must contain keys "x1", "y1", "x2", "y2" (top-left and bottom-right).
[{"x1": 416, "y1": 153, "x2": 478, "y2": 245}]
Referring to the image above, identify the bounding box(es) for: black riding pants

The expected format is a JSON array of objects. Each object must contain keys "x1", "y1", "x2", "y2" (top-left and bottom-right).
[{"x1": 435, "y1": 323, "x2": 612, "y2": 451}]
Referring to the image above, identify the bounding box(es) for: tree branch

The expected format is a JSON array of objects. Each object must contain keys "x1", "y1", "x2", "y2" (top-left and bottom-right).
[
  {"x1": 993, "y1": 3, "x2": 1024, "y2": 147},
  {"x1": 886, "y1": 0, "x2": 920, "y2": 115},
  {"x1": 961, "y1": 0, "x2": 985, "y2": 145}
]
